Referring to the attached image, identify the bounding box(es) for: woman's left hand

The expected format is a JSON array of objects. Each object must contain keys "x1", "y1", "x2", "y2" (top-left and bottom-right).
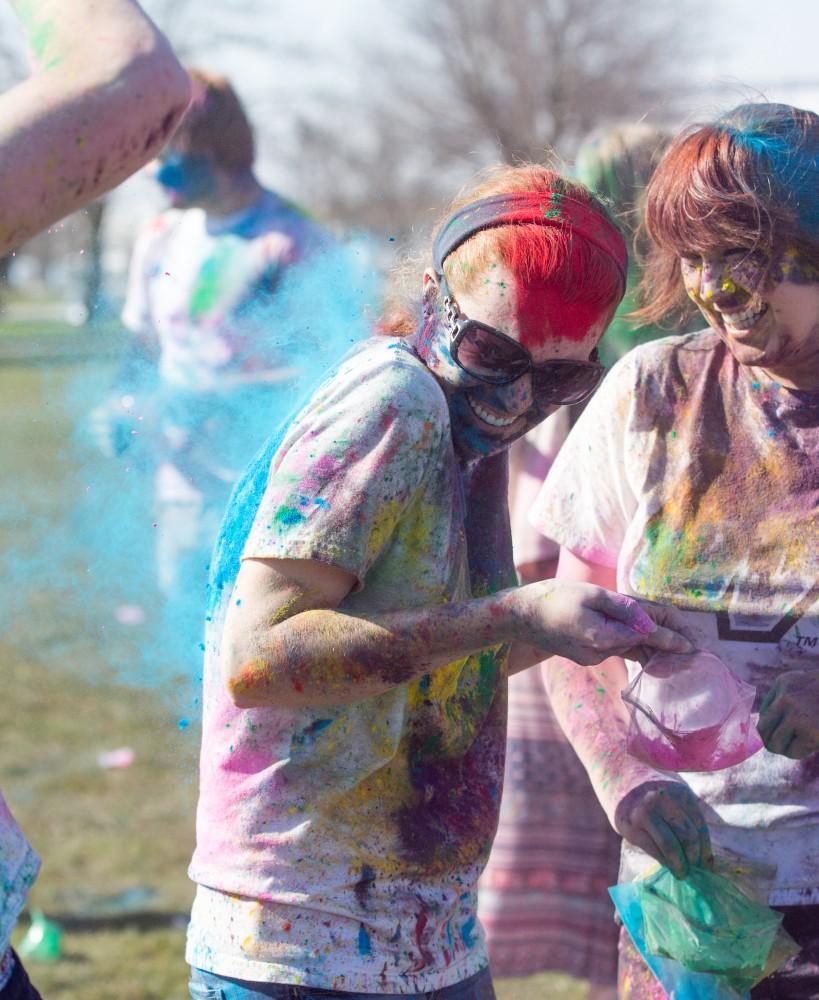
[{"x1": 757, "y1": 670, "x2": 819, "y2": 759}]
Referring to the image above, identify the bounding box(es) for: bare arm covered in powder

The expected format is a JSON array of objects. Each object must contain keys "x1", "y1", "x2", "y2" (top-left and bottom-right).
[
  {"x1": 221, "y1": 555, "x2": 693, "y2": 711},
  {"x1": 542, "y1": 547, "x2": 713, "y2": 879},
  {"x1": 0, "y1": 0, "x2": 190, "y2": 253}
]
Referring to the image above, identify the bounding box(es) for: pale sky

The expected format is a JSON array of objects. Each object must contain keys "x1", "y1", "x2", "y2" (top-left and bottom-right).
[
  {"x1": 3, "y1": 0, "x2": 818, "y2": 256},
  {"x1": 698, "y1": 0, "x2": 819, "y2": 108}
]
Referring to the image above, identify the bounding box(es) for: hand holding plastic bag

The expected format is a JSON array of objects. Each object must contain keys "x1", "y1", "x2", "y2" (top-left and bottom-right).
[{"x1": 623, "y1": 651, "x2": 763, "y2": 772}]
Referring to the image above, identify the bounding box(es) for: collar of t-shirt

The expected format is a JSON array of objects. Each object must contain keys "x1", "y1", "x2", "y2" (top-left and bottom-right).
[{"x1": 204, "y1": 191, "x2": 271, "y2": 236}]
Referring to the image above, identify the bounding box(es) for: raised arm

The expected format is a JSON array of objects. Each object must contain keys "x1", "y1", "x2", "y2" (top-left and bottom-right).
[
  {"x1": 542, "y1": 546, "x2": 713, "y2": 879},
  {"x1": 0, "y1": 0, "x2": 190, "y2": 254},
  {"x1": 221, "y1": 555, "x2": 693, "y2": 711}
]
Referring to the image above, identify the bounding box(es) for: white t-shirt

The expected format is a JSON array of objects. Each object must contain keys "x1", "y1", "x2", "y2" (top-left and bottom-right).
[
  {"x1": 122, "y1": 191, "x2": 325, "y2": 391},
  {"x1": 532, "y1": 330, "x2": 819, "y2": 904},
  {"x1": 0, "y1": 792, "x2": 39, "y2": 955},
  {"x1": 122, "y1": 191, "x2": 330, "y2": 505},
  {"x1": 186, "y1": 337, "x2": 509, "y2": 993}
]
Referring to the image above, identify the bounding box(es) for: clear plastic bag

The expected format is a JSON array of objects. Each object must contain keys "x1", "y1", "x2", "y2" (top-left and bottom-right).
[{"x1": 623, "y1": 651, "x2": 763, "y2": 772}]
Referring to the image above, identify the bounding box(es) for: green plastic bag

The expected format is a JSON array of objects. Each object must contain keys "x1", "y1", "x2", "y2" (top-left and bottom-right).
[{"x1": 637, "y1": 854, "x2": 798, "y2": 994}]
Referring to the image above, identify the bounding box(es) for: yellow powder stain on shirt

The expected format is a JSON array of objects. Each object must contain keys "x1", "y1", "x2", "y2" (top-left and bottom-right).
[
  {"x1": 364, "y1": 499, "x2": 404, "y2": 566},
  {"x1": 407, "y1": 657, "x2": 466, "y2": 710}
]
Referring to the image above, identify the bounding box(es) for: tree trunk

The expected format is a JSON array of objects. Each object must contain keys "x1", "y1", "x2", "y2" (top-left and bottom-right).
[{"x1": 83, "y1": 199, "x2": 106, "y2": 324}]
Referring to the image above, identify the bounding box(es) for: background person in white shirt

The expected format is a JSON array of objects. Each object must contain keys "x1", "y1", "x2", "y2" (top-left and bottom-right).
[{"x1": 92, "y1": 68, "x2": 336, "y2": 653}]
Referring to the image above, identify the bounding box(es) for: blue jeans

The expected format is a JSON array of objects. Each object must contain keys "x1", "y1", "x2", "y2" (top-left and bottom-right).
[
  {"x1": 0, "y1": 953, "x2": 43, "y2": 1000},
  {"x1": 188, "y1": 966, "x2": 496, "y2": 1000}
]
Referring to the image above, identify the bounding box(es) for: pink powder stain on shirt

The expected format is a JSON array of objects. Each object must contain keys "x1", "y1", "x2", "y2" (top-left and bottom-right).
[{"x1": 406, "y1": 910, "x2": 434, "y2": 973}]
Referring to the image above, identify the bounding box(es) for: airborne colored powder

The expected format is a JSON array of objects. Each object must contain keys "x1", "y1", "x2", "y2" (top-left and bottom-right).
[{"x1": 0, "y1": 239, "x2": 381, "y2": 725}]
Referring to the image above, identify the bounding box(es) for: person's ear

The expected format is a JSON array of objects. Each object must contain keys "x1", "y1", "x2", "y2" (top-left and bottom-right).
[{"x1": 422, "y1": 269, "x2": 440, "y2": 315}]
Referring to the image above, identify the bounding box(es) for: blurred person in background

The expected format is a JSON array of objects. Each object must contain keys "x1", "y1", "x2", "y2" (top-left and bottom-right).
[
  {"x1": 185, "y1": 164, "x2": 693, "y2": 1000},
  {"x1": 0, "y1": 2, "x2": 189, "y2": 996},
  {"x1": 90, "y1": 68, "x2": 334, "y2": 656},
  {"x1": 478, "y1": 124, "x2": 671, "y2": 1000}
]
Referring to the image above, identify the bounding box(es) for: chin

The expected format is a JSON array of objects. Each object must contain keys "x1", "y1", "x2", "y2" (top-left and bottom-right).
[
  {"x1": 723, "y1": 336, "x2": 782, "y2": 370},
  {"x1": 451, "y1": 417, "x2": 537, "y2": 459},
  {"x1": 453, "y1": 435, "x2": 511, "y2": 460},
  {"x1": 450, "y1": 397, "x2": 557, "y2": 459},
  {"x1": 165, "y1": 190, "x2": 199, "y2": 210}
]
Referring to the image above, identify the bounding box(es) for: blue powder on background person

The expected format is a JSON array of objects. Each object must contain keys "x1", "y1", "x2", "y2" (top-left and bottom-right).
[
  {"x1": 0, "y1": 239, "x2": 378, "y2": 717},
  {"x1": 0, "y1": 67, "x2": 379, "y2": 719}
]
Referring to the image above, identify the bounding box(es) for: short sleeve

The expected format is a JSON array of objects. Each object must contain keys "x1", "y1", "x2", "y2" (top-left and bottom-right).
[
  {"x1": 529, "y1": 354, "x2": 639, "y2": 568},
  {"x1": 243, "y1": 350, "x2": 448, "y2": 589}
]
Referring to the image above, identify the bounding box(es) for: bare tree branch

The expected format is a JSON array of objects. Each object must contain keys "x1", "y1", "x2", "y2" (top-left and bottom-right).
[{"x1": 290, "y1": 0, "x2": 702, "y2": 232}]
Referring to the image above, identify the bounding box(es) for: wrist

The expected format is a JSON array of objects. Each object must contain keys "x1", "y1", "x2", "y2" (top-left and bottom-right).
[
  {"x1": 601, "y1": 752, "x2": 685, "y2": 829},
  {"x1": 484, "y1": 586, "x2": 538, "y2": 646}
]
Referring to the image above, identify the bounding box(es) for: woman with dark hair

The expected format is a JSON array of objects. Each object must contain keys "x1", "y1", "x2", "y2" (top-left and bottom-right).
[
  {"x1": 183, "y1": 164, "x2": 692, "y2": 1000},
  {"x1": 531, "y1": 103, "x2": 819, "y2": 998},
  {"x1": 91, "y1": 66, "x2": 334, "y2": 660}
]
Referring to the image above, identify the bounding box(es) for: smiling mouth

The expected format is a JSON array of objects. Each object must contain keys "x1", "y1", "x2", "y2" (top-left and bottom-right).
[
  {"x1": 466, "y1": 395, "x2": 519, "y2": 428},
  {"x1": 718, "y1": 302, "x2": 769, "y2": 333}
]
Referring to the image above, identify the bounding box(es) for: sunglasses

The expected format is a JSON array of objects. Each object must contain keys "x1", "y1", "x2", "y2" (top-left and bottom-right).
[{"x1": 441, "y1": 287, "x2": 606, "y2": 406}]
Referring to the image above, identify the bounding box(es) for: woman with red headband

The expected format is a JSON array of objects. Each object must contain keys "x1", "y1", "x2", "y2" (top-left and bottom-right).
[
  {"x1": 533, "y1": 104, "x2": 819, "y2": 998},
  {"x1": 184, "y1": 165, "x2": 691, "y2": 1000}
]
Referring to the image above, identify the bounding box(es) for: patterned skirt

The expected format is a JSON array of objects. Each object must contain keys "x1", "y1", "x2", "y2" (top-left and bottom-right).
[{"x1": 478, "y1": 665, "x2": 621, "y2": 985}]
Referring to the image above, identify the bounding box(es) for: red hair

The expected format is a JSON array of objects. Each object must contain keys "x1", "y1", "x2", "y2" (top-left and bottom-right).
[
  {"x1": 638, "y1": 103, "x2": 819, "y2": 323},
  {"x1": 380, "y1": 164, "x2": 625, "y2": 337}
]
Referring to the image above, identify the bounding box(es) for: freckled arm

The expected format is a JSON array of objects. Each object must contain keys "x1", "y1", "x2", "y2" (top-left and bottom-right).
[
  {"x1": 0, "y1": 0, "x2": 190, "y2": 255},
  {"x1": 542, "y1": 547, "x2": 682, "y2": 827},
  {"x1": 222, "y1": 557, "x2": 524, "y2": 710},
  {"x1": 223, "y1": 550, "x2": 693, "y2": 711}
]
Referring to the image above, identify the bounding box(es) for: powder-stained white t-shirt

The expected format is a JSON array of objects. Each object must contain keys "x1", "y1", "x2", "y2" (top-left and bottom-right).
[
  {"x1": 186, "y1": 337, "x2": 509, "y2": 993},
  {"x1": 122, "y1": 191, "x2": 329, "y2": 505},
  {"x1": 532, "y1": 330, "x2": 819, "y2": 904},
  {"x1": 122, "y1": 191, "x2": 324, "y2": 391},
  {"x1": 0, "y1": 792, "x2": 39, "y2": 955}
]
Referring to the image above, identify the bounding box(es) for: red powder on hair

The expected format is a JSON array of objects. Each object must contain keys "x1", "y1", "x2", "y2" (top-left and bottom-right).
[
  {"x1": 514, "y1": 279, "x2": 612, "y2": 346},
  {"x1": 496, "y1": 225, "x2": 622, "y2": 346}
]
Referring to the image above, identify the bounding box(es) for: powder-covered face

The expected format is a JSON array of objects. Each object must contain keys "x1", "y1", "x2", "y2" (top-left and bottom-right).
[
  {"x1": 155, "y1": 147, "x2": 219, "y2": 208},
  {"x1": 680, "y1": 246, "x2": 819, "y2": 387},
  {"x1": 415, "y1": 261, "x2": 615, "y2": 459}
]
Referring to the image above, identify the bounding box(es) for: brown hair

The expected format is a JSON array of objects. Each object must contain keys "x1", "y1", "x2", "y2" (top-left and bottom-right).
[
  {"x1": 380, "y1": 164, "x2": 625, "y2": 336},
  {"x1": 172, "y1": 68, "x2": 255, "y2": 172},
  {"x1": 638, "y1": 103, "x2": 819, "y2": 324}
]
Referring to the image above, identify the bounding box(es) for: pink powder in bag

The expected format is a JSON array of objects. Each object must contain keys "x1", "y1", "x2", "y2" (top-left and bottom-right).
[{"x1": 622, "y1": 651, "x2": 764, "y2": 772}]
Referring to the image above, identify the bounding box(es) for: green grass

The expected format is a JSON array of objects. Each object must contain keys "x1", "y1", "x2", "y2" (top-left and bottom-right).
[
  {"x1": 2, "y1": 649, "x2": 199, "y2": 1000},
  {"x1": 0, "y1": 318, "x2": 74, "y2": 337},
  {"x1": 0, "y1": 343, "x2": 589, "y2": 1000}
]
